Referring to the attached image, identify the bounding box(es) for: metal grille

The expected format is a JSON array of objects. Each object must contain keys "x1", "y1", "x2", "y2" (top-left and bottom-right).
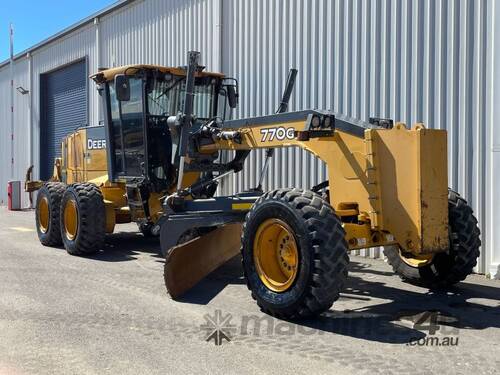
[{"x1": 40, "y1": 60, "x2": 87, "y2": 180}]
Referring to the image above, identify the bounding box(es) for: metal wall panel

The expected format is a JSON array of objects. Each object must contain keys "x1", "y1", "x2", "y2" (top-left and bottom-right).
[
  {"x1": 0, "y1": 23, "x2": 97, "y2": 207},
  {"x1": 220, "y1": 0, "x2": 497, "y2": 274},
  {"x1": 0, "y1": 59, "x2": 31, "y2": 208},
  {"x1": 12, "y1": 59, "x2": 31, "y2": 208},
  {"x1": 0, "y1": 65, "x2": 11, "y2": 206},
  {"x1": 99, "y1": 0, "x2": 222, "y2": 72},
  {"x1": 30, "y1": 22, "x2": 98, "y2": 184}
]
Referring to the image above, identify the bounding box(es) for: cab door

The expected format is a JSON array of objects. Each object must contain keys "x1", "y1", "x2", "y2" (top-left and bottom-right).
[{"x1": 106, "y1": 77, "x2": 147, "y2": 180}]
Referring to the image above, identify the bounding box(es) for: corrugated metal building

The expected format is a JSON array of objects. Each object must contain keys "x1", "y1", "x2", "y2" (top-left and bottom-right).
[{"x1": 0, "y1": 0, "x2": 498, "y2": 277}]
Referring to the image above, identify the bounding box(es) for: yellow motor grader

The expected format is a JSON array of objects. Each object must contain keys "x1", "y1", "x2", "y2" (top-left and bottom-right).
[{"x1": 28, "y1": 51, "x2": 480, "y2": 319}]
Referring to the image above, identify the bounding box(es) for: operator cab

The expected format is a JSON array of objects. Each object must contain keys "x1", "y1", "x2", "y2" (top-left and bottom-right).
[{"x1": 91, "y1": 64, "x2": 237, "y2": 192}]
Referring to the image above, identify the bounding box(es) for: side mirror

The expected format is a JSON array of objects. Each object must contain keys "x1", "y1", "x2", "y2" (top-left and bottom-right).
[
  {"x1": 115, "y1": 74, "x2": 130, "y2": 101},
  {"x1": 227, "y1": 85, "x2": 238, "y2": 108}
]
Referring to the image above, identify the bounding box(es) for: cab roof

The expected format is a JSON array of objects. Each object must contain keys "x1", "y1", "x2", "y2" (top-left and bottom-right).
[{"x1": 90, "y1": 64, "x2": 225, "y2": 83}]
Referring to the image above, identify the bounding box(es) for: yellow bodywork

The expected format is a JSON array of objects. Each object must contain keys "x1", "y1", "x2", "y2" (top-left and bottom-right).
[
  {"x1": 62, "y1": 128, "x2": 108, "y2": 184},
  {"x1": 26, "y1": 127, "x2": 133, "y2": 234},
  {"x1": 90, "y1": 64, "x2": 224, "y2": 82},
  {"x1": 200, "y1": 119, "x2": 449, "y2": 255},
  {"x1": 28, "y1": 62, "x2": 450, "y2": 259},
  {"x1": 62, "y1": 129, "x2": 132, "y2": 234},
  {"x1": 26, "y1": 59, "x2": 466, "y2": 310},
  {"x1": 26, "y1": 114, "x2": 449, "y2": 256},
  {"x1": 27, "y1": 126, "x2": 205, "y2": 236}
]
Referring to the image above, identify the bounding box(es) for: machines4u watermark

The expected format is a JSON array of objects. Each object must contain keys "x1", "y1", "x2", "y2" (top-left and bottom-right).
[
  {"x1": 404, "y1": 311, "x2": 460, "y2": 346},
  {"x1": 200, "y1": 309, "x2": 461, "y2": 346},
  {"x1": 200, "y1": 310, "x2": 237, "y2": 346},
  {"x1": 200, "y1": 309, "x2": 320, "y2": 345}
]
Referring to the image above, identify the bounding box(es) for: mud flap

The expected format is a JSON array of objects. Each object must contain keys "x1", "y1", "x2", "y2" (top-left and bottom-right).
[{"x1": 164, "y1": 223, "x2": 243, "y2": 299}]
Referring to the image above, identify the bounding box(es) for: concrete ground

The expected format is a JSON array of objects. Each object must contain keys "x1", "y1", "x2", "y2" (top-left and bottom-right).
[{"x1": 0, "y1": 207, "x2": 499, "y2": 375}]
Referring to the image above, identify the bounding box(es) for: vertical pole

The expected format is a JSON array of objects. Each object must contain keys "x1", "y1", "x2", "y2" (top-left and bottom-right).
[
  {"x1": 216, "y1": 0, "x2": 223, "y2": 73},
  {"x1": 28, "y1": 51, "x2": 33, "y2": 208},
  {"x1": 27, "y1": 52, "x2": 32, "y2": 169},
  {"x1": 176, "y1": 51, "x2": 200, "y2": 191},
  {"x1": 94, "y1": 17, "x2": 101, "y2": 124},
  {"x1": 216, "y1": 0, "x2": 224, "y2": 194},
  {"x1": 9, "y1": 23, "x2": 14, "y2": 179},
  {"x1": 489, "y1": 0, "x2": 500, "y2": 278}
]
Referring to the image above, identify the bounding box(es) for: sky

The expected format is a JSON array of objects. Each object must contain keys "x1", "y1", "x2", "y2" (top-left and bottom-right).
[{"x1": 0, "y1": 0, "x2": 117, "y2": 62}]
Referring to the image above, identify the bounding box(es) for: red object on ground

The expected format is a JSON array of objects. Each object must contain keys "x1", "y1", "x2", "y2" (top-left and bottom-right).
[
  {"x1": 7, "y1": 181, "x2": 12, "y2": 210},
  {"x1": 7, "y1": 181, "x2": 21, "y2": 210}
]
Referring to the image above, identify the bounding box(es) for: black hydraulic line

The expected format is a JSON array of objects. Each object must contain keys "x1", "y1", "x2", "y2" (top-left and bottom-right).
[{"x1": 276, "y1": 68, "x2": 298, "y2": 114}]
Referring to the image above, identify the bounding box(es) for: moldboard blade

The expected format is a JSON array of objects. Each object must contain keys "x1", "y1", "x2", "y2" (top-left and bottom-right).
[{"x1": 164, "y1": 223, "x2": 243, "y2": 299}]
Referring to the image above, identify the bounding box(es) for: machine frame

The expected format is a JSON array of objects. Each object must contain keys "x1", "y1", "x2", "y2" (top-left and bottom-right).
[{"x1": 27, "y1": 51, "x2": 480, "y2": 319}]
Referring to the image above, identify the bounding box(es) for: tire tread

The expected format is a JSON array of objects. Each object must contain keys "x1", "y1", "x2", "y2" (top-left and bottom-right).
[
  {"x1": 36, "y1": 182, "x2": 66, "y2": 246},
  {"x1": 385, "y1": 189, "x2": 481, "y2": 288},
  {"x1": 61, "y1": 182, "x2": 105, "y2": 255},
  {"x1": 242, "y1": 188, "x2": 349, "y2": 319}
]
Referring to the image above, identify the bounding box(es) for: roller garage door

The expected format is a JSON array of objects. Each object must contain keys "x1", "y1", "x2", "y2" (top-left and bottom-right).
[{"x1": 40, "y1": 60, "x2": 87, "y2": 180}]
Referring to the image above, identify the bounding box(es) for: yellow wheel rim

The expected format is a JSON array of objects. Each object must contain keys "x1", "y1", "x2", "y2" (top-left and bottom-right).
[
  {"x1": 399, "y1": 249, "x2": 434, "y2": 267},
  {"x1": 63, "y1": 198, "x2": 78, "y2": 240},
  {"x1": 38, "y1": 196, "x2": 49, "y2": 233},
  {"x1": 253, "y1": 218, "x2": 299, "y2": 292}
]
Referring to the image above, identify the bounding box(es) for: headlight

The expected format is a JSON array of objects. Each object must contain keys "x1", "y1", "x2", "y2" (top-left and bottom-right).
[
  {"x1": 311, "y1": 115, "x2": 321, "y2": 129},
  {"x1": 322, "y1": 116, "x2": 332, "y2": 128}
]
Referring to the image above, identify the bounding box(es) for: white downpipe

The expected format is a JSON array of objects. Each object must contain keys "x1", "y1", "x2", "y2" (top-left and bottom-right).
[
  {"x1": 9, "y1": 23, "x2": 14, "y2": 179},
  {"x1": 28, "y1": 51, "x2": 33, "y2": 208},
  {"x1": 217, "y1": 0, "x2": 223, "y2": 73},
  {"x1": 94, "y1": 17, "x2": 101, "y2": 124}
]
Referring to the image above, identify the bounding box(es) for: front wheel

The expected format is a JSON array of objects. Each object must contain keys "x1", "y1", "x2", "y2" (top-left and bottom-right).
[
  {"x1": 241, "y1": 188, "x2": 349, "y2": 319},
  {"x1": 385, "y1": 189, "x2": 481, "y2": 288}
]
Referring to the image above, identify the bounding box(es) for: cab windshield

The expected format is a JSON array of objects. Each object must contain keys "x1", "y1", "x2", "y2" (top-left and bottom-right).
[{"x1": 147, "y1": 75, "x2": 218, "y2": 120}]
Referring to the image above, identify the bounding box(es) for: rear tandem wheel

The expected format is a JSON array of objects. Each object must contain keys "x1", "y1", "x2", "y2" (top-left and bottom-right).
[
  {"x1": 385, "y1": 189, "x2": 481, "y2": 288},
  {"x1": 35, "y1": 182, "x2": 66, "y2": 246},
  {"x1": 60, "y1": 183, "x2": 106, "y2": 255}
]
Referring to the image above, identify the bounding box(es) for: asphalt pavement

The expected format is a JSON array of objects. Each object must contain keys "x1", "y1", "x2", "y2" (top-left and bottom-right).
[{"x1": 0, "y1": 207, "x2": 499, "y2": 375}]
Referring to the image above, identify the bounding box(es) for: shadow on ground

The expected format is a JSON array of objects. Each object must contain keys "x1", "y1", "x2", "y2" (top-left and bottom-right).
[
  {"x1": 181, "y1": 259, "x2": 500, "y2": 344},
  {"x1": 86, "y1": 231, "x2": 163, "y2": 262},
  {"x1": 79, "y1": 231, "x2": 500, "y2": 345}
]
